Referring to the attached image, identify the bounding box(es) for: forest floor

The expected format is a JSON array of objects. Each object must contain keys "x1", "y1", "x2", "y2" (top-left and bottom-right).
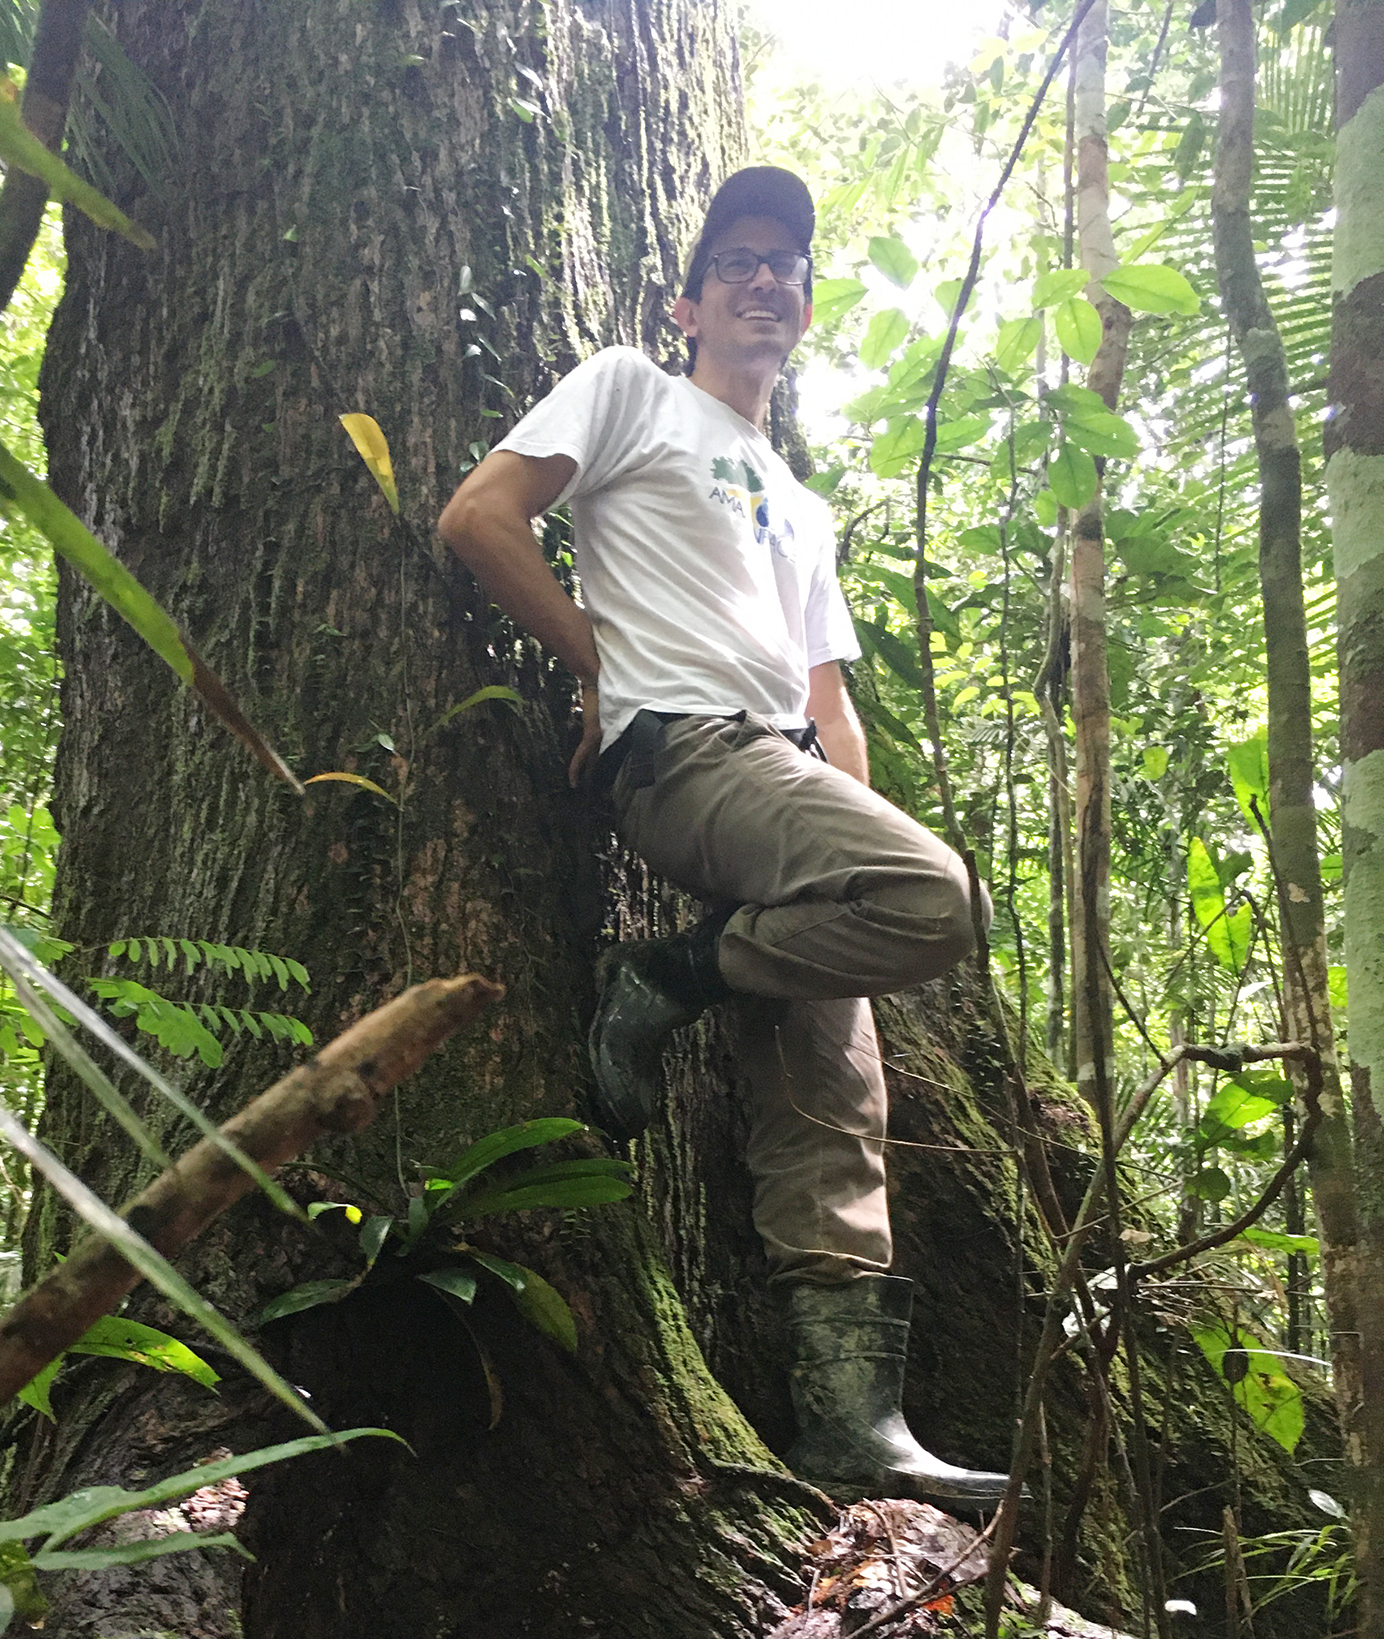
[{"x1": 769, "y1": 1500, "x2": 1137, "y2": 1639}]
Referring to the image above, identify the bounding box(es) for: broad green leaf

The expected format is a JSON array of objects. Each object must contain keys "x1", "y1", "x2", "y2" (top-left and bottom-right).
[
  {"x1": 1032, "y1": 489, "x2": 1058, "y2": 527},
  {"x1": 1100, "y1": 262, "x2": 1201, "y2": 316},
  {"x1": 15, "y1": 1359, "x2": 59, "y2": 1420},
  {"x1": 1190, "y1": 1324, "x2": 1303, "y2": 1453},
  {"x1": 1142, "y1": 746, "x2": 1170, "y2": 780},
  {"x1": 469, "y1": 1251, "x2": 528, "y2": 1290},
  {"x1": 1329, "y1": 966, "x2": 1348, "y2": 1008},
  {"x1": 0, "y1": 78, "x2": 154, "y2": 248},
  {"x1": 427, "y1": 686, "x2": 523, "y2": 738},
  {"x1": 459, "y1": 1175, "x2": 633, "y2": 1219},
  {"x1": 68, "y1": 1317, "x2": 219, "y2": 1388},
  {"x1": 0, "y1": 1541, "x2": 47, "y2": 1626},
  {"x1": 1055, "y1": 297, "x2": 1102, "y2": 364},
  {"x1": 870, "y1": 415, "x2": 927, "y2": 479},
  {"x1": 1202, "y1": 1083, "x2": 1277, "y2": 1132},
  {"x1": 1187, "y1": 838, "x2": 1226, "y2": 932},
  {"x1": 0, "y1": 443, "x2": 302, "y2": 793},
  {"x1": 867, "y1": 235, "x2": 918, "y2": 289},
  {"x1": 1189, "y1": 1166, "x2": 1231, "y2": 1202},
  {"x1": 34, "y1": 1530, "x2": 251, "y2": 1573},
  {"x1": 505, "y1": 1265, "x2": 579, "y2": 1353},
  {"x1": 853, "y1": 563, "x2": 916, "y2": 615},
  {"x1": 1231, "y1": 1070, "x2": 1293, "y2": 1106},
  {"x1": 1049, "y1": 443, "x2": 1097, "y2": 511},
  {"x1": 1032, "y1": 268, "x2": 1089, "y2": 308},
  {"x1": 1062, "y1": 409, "x2": 1139, "y2": 461},
  {"x1": 933, "y1": 277, "x2": 963, "y2": 319},
  {"x1": 0, "y1": 1429, "x2": 400, "y2": 1549},
  {"x1": 859, "y1": 307, "x2": 909, "y2": 370},
  {"x1": 865, "y1": 623, "x2": 930, "y2": 692},
  {"x1": 444, "y1": 1117, "x2": 586, "y2": 1188},
  {"x1": 995, "y1": 316, "x2": 1041, "y2": 375},
  {"x1": 339, "y1": 414, "x2": 400, "y2": 513},
  {"x1": 1048, "y1": 383, "x2": 1109, "y2": 418},
  {"x1": 253, "y1": 1279, "x2": 359, "y2": 1325},
  {"x1": 932, "y1": 414, "x2": 990, "y2": 454},
  {"x1": 1239, "y1": 1227, "x2": 1320, "y2": 1256},
  {"x1": 416, "y1": 1266, "x2": 478, "y2": 1304},
  {"x1": 360, "y1": 1214, "x2": 393, "y2": 1263},
  {"x1": 1228, "y1": 729, "x2": 1270, "y2": 828},
  {"x1": 808, "y1": 277, "x2": 867, "y2": 329},
  {"x1": 304, "y1": 771, "x2": 398, "y2": 804}
]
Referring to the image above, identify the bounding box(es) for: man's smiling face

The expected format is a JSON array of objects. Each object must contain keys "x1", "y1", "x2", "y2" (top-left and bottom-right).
[{"x1": 674, "y1": 214, "x2": 813, "y2": 374}]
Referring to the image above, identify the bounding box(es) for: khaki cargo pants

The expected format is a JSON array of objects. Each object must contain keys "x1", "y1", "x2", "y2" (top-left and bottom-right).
[{"x1": 610, "y1": 711, "x2": 988, "y2": 1285}]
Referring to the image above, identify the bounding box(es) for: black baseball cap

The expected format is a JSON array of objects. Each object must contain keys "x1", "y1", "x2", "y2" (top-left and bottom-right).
[{"x1": 682, "y1": 166, "x2": 815, "y2": 296}]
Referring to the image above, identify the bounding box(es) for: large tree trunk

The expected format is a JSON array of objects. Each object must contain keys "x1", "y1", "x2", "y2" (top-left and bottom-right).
[
  {"x1": 1330, "y1": 2, "x2": 1384, "y2": 1633},
  {"x1": 0, "y1": 2, "x2": 1351, "y2": 1635}
]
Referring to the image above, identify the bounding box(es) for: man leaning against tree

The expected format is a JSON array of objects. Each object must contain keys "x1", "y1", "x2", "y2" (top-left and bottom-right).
[{"x1": 438, "y1": 166, "x2": 1012, "y2": 1505}]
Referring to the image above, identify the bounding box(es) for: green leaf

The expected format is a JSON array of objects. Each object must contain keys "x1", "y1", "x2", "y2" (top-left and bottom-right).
[
  {"x1": 0, "y1": 443, "x2": 300, "y2": 793},
  {"x1": 995, "y1": 316, "x2": 1041, "y2": 375},
  {"x1": 1055, "y1": 297, "x2": 1102, "y2": 364},
  {"x1": 15, "y1": 1358, "x2": 59, "y2": 1420},
  {"x1": 416, "y1": 1266, "x2": 478, "y2": 1304},
  {"x1": 443, "y1": 1118, "x2": 586, "y2": 1189},
  {"x1": 1187, "y1": 837, "x2": 1226, "y2": 932},
  {"x1": 1190, "y1": 1324, "x2": 1303, "y2": 1453},
  {"x1": 253, "y1": 1279, "x2": 359, "y2": 1324},
  {"x1": 1062, "y1": 409, "x2": 1139, "y2": 461},
  {"x1": 505, "y1": 1265, "x2": 579, "y2": 1353},
  {"x1": 867, "y1": 235, "x2": 918, "y2": 289},
  {"x1": 1032, "y1": 489, "x2": 1058, "y2": 527},
  {"x1": 427, "y1": 685, "x2": 524, "y2": 738},
  {"x1": 808, "y1": 277, "x2": 867, "y2": 329},
  {"x1": 933, "y1": 277, "x2": 963, "y2": 319},
  {"x1": 864, "y1": 623, "x2": 930, "y2": 692},
  {"x1": 1142, "y1": 746, "x2": 1170, "y2": 780},
  {"x1": 34, "y1": 1529, "x2": 252, "y2": 1573},
  {"x1": 932, "y1": 414, "x2": 990, "y2": 454},
  {"x1": 1239, "y1": 1227, "x2": 1320, "y2": 1256},
  {"x1": 1100, "y1": 262, "x2": 1201, "y2": 316},
  {"x1": 1228, "y1": 729, "x2": 1270, "y2": 828},
  {"x1": 1202, "y1": 1083, "x2": 1278, "y2": 1133},
  {"x1": 869, "y1": 415, "x2": 927, "y2": 479},
  {"x1": 458, "y1": 1175, "x2": 634, "y2": 1219},
  {"x1": 1329, "y1": 965, "x2": 1348, "y2": 1008},
  {"x1": 469, "y1": 1251, "x2": 528, "y2": 1290},
  {"x1": 0, "y1": 1429, "x2": 401, "y2": 1549},
  {"x1": 67, "y1": 1317, "x2": 219, "y2": 1388},
  {"x1": 1049, "y1": 443, "x2": 1097, "y2": 510},
  {"x1": 1190, "y1": 1166, "x2": 1231, "y2": 1202},
  {"x1": 0, "y1": 78, "x2": 155, "y2": 248},
  {"x1": 0, "y1": 1539, "x2": 48, "y2": 1624},
  {"x1": 859, "y1": 307, "x2": 909, "y2": 370},
  {"x1": 1032, "y1": 268, "x2": 1089, "y2": 308}
]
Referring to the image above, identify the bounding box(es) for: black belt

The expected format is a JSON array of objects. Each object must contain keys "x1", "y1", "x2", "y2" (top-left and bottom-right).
[{"x1": 593, "y1": 708, "x2": 826, "y2": 798}]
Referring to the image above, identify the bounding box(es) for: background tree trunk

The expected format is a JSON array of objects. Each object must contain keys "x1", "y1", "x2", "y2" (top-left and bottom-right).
[
  {"x1": 0, "y1": 1, "x2": 1350, "y2": 1635},
  {"x1": 1330, "y1": 2, "x2": 1384, "y2": 1632}
]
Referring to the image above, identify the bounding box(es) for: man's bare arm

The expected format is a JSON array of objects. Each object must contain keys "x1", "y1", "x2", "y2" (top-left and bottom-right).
[
  {"x1": 806, "y1": 661, "x2": 868, "y2": 785},
  {"x1": 438, "y1": 450, "x2": 602, "y2": 784}
]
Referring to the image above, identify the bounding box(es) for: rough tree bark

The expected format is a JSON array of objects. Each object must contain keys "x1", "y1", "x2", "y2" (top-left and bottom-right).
[
  {"x1": 1330, "y1": 2, "x2": 1384, "y2": 1633},
  {"x1": 1211, "y1": 0, "x2": 1364, "y2": 1577},
  {"x1": 0, "y1": 2, "x2": 1348, "y2": 1635}
]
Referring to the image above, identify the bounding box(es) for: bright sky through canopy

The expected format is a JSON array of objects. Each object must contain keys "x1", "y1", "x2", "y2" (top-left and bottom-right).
[{"x1": 745, "y1": 0, "x2": 1007, "y2": 91}]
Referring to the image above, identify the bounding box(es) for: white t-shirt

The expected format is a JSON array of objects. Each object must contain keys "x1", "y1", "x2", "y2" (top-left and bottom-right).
[{"x1": 494, "y1": 346, "x2": 860, "y2": 748}]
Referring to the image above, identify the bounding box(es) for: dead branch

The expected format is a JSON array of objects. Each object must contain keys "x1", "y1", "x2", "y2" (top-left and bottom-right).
[{"x1": 0, "y1": 972, "x2": 503, "y2": 1404}]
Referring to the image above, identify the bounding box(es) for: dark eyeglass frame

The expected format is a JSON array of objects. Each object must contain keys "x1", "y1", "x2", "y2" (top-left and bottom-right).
[{"x1": 706, "y1": 248, "x2": 812, "y2": 286}]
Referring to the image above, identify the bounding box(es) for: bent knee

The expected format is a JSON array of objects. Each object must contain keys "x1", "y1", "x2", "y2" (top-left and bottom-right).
[{"x1": 871, "y1": 862, "x2": 986, "y2": 983}]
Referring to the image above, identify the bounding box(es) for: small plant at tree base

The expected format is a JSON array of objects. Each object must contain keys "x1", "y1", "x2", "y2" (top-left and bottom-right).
[
  {"x1": 0, "y1": 1427, "x2": 398, "y2": 1631},
  {"x1": 257, "y1": 1118, "x2": 631, "y2": 1396}
]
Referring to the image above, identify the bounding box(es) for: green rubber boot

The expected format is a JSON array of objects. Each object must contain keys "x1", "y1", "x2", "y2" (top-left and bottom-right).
[
  {"x1": 587, "y1": 917, "x2": 731, "y2": 1143},
  {"x1": 784, "y1": 1274, "x2": 1013, "y2": 1506}
]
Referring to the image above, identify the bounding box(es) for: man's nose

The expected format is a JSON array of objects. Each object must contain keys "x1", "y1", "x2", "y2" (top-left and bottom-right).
[{"x1": 747, "y1": 258, "x2": 779, "y2": 292}]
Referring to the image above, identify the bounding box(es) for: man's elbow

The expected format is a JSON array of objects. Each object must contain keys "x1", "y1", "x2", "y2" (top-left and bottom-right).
[{"x1": 437, "y1": 483, "x2": 501, "y2": 574}]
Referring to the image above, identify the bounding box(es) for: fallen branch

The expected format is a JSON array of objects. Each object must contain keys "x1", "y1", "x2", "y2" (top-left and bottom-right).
[{"x1": 0, "y1": 972, "x2": 502, "y2": 1404}]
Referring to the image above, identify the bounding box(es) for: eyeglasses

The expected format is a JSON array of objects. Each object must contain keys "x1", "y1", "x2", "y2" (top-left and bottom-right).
[{"x1": 706, "y1": 248, "x2": 811, "y2": 286}]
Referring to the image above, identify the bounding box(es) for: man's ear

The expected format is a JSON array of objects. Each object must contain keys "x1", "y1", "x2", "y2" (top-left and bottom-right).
[{"x1": 672, "y1": 293, "x2": 699, "y2": 338}]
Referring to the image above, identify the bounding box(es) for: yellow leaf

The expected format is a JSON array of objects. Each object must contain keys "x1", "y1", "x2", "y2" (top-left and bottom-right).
[
  {"x1": 338, "y1": 414, "x2": 400, "y2": 514},
  {"x1": 305, "y1": 772, "x2": 398, "y2": 804}
]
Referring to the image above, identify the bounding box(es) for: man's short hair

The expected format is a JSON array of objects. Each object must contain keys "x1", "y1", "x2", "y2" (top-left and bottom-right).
[{"x1": 681, "y1": 166, "x2": 815, "y2": 369}]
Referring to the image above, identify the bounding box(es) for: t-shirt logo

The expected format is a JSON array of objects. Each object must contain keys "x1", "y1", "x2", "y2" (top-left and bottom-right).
[{"x1": 708, "y1": 458, "x2": 797, "y2": 560}]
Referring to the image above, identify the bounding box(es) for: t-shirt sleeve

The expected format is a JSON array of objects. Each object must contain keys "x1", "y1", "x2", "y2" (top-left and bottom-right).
[
  {"x1": 803, "y1": 498, "x2": 861, "y2": 667},
  {"x1": 492, "y1": 347, "x2": 661, "y2": 509}
]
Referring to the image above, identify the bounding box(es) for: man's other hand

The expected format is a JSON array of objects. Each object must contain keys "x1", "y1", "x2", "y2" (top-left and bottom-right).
[{"x1": 569, "y1": 681, "x2": 602, "y2": 787}]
